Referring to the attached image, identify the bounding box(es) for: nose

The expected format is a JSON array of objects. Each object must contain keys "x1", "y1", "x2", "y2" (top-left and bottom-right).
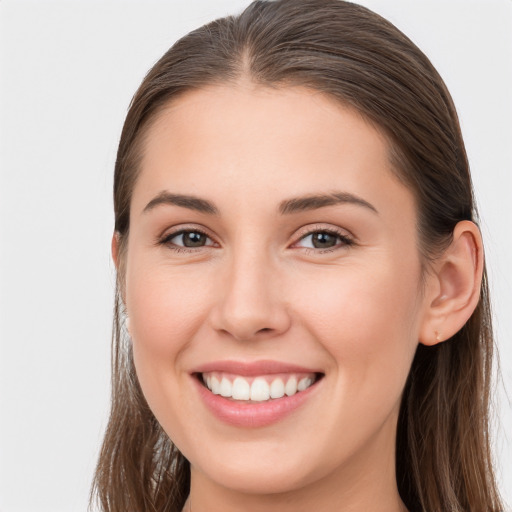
[{"x1": 209, "y1": 250, "x2": 291, "y2": 342}]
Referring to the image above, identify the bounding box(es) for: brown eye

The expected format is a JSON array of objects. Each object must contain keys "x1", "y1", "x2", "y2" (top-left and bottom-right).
[
  {"x1": 181, "y1": 231, "x2": 208, "y2": 247},
  {"x1": 310, "y1": 232, "x2": 338, "y2": 249},
  {"x1": 164, "y1": 230, "x2": 214, "y2": 248},
  {"x1": 296, "y1": 230, "x2": 353, "y2": 250}
]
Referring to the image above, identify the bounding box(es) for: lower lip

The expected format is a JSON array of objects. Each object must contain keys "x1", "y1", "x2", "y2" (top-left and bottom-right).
[{"x1": 192, "y1": 375, "x2": 322, "y2": 428}]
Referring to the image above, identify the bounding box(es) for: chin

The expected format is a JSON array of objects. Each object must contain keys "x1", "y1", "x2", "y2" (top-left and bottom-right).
[
  {"x1": 202, "y1": 460, "x2": 317, "y2": 495},
  {"x1": 183, "y1": 437, "x2": 333, "y2": 496}
]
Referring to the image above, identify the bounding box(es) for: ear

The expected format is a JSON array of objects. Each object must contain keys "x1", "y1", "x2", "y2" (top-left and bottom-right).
[{"x1": 419, "y1": 220, "x2": 484, "y2": 346}]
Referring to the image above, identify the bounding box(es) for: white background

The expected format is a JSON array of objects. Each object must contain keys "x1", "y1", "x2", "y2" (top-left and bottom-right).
[{"x1": 0, "y1": 1, "x2": 510, "y2": 511}]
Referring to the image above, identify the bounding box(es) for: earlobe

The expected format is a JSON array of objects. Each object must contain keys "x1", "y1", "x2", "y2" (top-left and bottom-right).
[{"x1": 419, "y1": 221, "x2": 483, "y2": 346}]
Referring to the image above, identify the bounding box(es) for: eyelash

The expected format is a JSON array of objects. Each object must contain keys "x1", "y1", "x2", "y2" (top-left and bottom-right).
[
  {"x1": 293, "y1": 227, "x2": 354, "y2": 252},
  {"x1": 158, "y1": 226, "x2": 355, "y2": 254},
  {"x1": 158, "y1": 227, "x2": 215, "y2": 253}
]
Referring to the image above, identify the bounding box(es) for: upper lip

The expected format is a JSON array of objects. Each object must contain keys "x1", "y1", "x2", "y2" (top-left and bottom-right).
[{"x1": 191, "y1": 360, "x2": 323, "y2": 376}]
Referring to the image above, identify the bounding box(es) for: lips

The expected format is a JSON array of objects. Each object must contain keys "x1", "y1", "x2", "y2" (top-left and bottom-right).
[
  {"x1": 192, "y1": 359, "x2": 323, "y2": 376},
  {"x1": 191, "y1": 360, "x2": 324, "y2": 427}
]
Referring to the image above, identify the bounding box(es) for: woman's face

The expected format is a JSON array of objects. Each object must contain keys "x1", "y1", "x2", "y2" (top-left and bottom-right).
[{"x1": 123, "y1": 85, "x2": 430, "y2": 496}]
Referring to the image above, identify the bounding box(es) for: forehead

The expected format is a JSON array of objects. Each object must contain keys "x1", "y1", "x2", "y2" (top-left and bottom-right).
[{"x1": 133, "y1": 84, "x2": 415, "y2": 222}]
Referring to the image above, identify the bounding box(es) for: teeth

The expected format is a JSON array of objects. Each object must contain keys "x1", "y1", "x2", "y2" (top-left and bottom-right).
[
  {"x1": 285, "y1": 376, "x2": 297, "y2": 396},
  {"x1": 202, "y1": 372, "x2": 316, "y2": 402},
  {"x1": 250, "y1": 378, "x2": 270, "y2": 401},
  {"x1": 219, "y1": 377, "x2": 232, "y2": 397},
  {"x1": 269, "y1": 378, "x2": 285, "y2": 399},
  {"x1": 232, "y1": 377, "x2": 251, "y2": 400},
  {"x1": 211, "y1": 376, "x2": 221, "y2": 395},
  {"x1": 298, "y1": 377, "x2": 313, "y2": 391}
]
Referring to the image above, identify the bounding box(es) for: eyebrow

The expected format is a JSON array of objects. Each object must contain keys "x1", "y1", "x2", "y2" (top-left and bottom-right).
[
  {"x1": 143, "y1": 191, "x2": 219, "y2": 215},
  {"x1": 278, "y1": 192, "x2": 378, "y2": 215},
  {"x1": 142, "y1": 190, "x2": 378, "y2": 216}
]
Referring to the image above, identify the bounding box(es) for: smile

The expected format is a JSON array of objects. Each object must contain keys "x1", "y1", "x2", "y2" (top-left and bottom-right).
[
  {"x1": 192, "y1": 361, "x2": 324, "y2": 427},
  {"x1": 201, "y1": 371, "x2": 317, "y2": 402}
]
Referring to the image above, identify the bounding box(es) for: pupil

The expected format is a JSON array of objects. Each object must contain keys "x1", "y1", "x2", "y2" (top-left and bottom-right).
[
  {"x1": 184, "y1": 232, "x2": 206, "y2": 247},
  {"x1": 313, "y1": 232, "x2": 336, "y2": 248}
]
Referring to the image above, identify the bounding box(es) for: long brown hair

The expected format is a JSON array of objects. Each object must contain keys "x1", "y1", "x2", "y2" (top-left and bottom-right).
[{"x1": 91, "y1": 1, "x2": 504, "y2": 510}]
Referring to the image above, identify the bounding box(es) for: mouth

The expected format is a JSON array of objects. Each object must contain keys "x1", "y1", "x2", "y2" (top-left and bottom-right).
[
  {"x1": 196, "y1": 371, "x2": 321, "y2": 402},
  {"x1": 191, "y1": 361, "x2": 324, "y2": 427}
]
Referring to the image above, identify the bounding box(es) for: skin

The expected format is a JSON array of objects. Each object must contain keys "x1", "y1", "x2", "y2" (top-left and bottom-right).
[{"x1": 113, "y1": 83, "x2": 483, "y2": 511}]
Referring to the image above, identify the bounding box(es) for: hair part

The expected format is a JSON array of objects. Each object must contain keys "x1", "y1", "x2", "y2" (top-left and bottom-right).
[{"x1": 91, "y1": 1, "x2": 503, "y2": 511}]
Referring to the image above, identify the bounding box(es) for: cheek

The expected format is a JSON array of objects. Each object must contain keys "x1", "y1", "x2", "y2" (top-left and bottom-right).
[
  {"x1": 127, "y1": 263, "x2": 213, "y2": 357},
  {"x1": 125, "y1": 262, "x2": 219, "y2": 444},
  {"x1": 125, "y1": 260, "x2": 218, "y2": 426},
  {"x1": 295, "y1": 260, "x2": 421, "y2": 391},
  {"x1": 285, "y1": 260, "x2": 422, "y2": 466}
]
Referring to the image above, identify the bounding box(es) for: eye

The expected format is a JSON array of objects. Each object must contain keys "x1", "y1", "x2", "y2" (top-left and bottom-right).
[
  {"x1": 294, "y1": 229, "x2": 353, "y2": 250},
  {"x1": 161, "y1": 229, "x2": 216, "y2": 249}
]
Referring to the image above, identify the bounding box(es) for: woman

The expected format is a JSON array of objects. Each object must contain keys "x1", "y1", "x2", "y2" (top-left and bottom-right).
[{"x1": 91, "y1": 0, "x2": 505, "y2": 510}]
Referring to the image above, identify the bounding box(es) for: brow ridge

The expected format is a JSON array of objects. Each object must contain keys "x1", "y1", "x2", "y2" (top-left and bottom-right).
[
  {"x1": 278, "y1": 192, "x2": 378, "y2": 215},
  {"x1": 143, "y1": 190, "x2": 377, "y2": 216},
  {"x1": 143, "y1": 191, "x2": 218, "y2": 215}
]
